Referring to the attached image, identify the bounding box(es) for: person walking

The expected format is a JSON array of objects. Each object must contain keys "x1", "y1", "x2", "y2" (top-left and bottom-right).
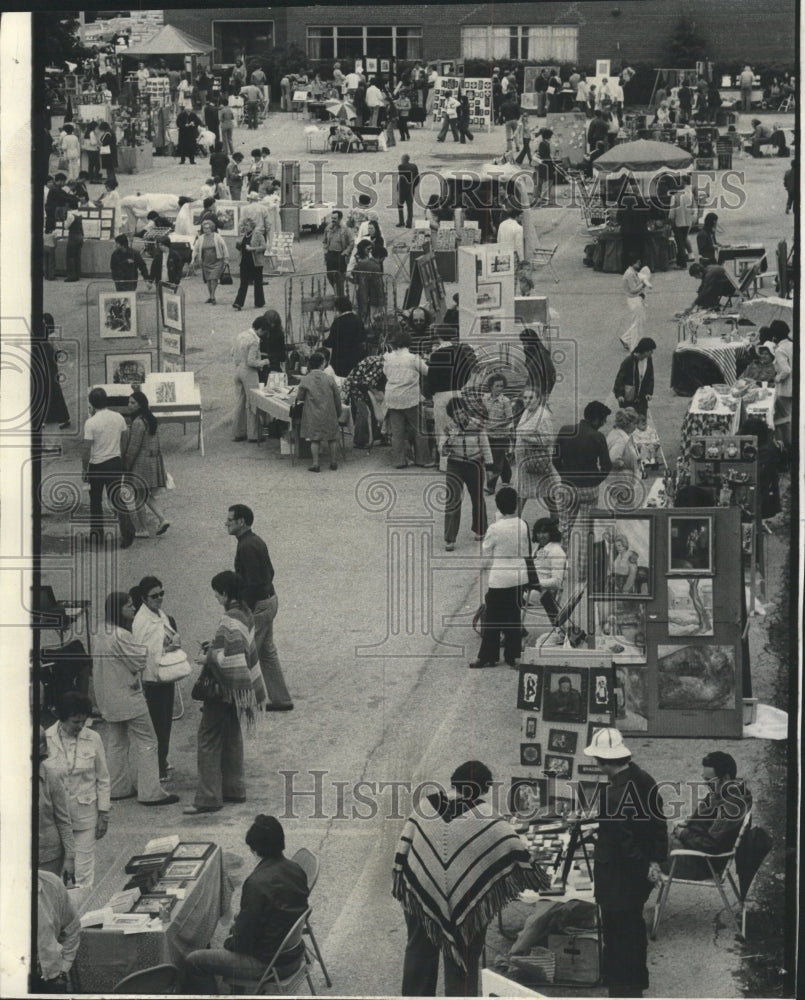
[
  {"x1": 500, "y1": 93, "x2": 521, "y2": 151},
  {"x1": 669, "y1": 180, "x2": 695, "y2": 268},
  {"x1": 93, "y1": 592, "x2": 179, "y2": 808},
  {"x1": 583, "y1": 727, "x2": 667, "y2": 998},
  {"x1": 109, "y1": 234, "x2": 151, "y2": 291},
  {"x1": 396, "y1": 154, "x2": 419, "y2": 228},
  {"x1": 457, "y1": 91, "x2": 474, "y2": 143},
  {"x1": 436, "y1": 93, "x2": 461, "y2": 143},
  {"x1": 535, "y1": 128, "x2": 555, "y2": 205},
  {"x1": 514, "y1": 387, "x2": 560, "y2": 520},
  {"x1": 176, "y1": 106, "x2": 202, "y2": 164},
  {"x1": 620, "y1": 256, "x2": 649, "y2": 351},
  {"x1": 231, "y1": 317, "x2": 270, "y2": 442},
  {"x1": 383, "y1": 330, "x2": 432, "y2": 468},
  {"x1": 394, "y1": 759, "x2": 549, "y2": 996},
  {"x1": 515, "y1": 113, "x2": 533, "y2": 164},
  {"x1": 232, "y1": 217, "x2": 267, "y2": 311},
  {"x1": 441, "y1": 395, "x2": 492, "y2": 552},
  {"x1": 81, "y1": 387, "x2": 135, "y2": 548},
  {"x1": 296, "y1": 352, "x2": 343, "y2": 472},
  {"x1": 227, "y1": 504, "x2": 294, "y2": 710},
  {"x1": 183, "y1": 571, "x2": 267, "y2": 815},
  {"x1": 59, "y1": 125, "x2": 81, "y2": 181},
  {"x1": 483, "y1": 374, "x2": 514, "y2": 494},
  {"x1": 396, "y1": 87, "x2": 412, "y2": 141},
  {"x1": 739, "y1": 65, "x2": 755, "y2": 113},
  {"x1": 554, "y1": 400, "x2": 613, "y2": 556},
  {"x1": 192, "y1": 218, "x2": 230, "y2": 304},
  {"x1": 323, "y1": 210, "x2": 353, "y2": 297},
  {"x1": 226, "y1": 151, "x2": 245, "y2": 201},
  {"x1": 149, "y1": 236, "x2": 184, "y2": 287},
  {"x1": 122, "y1": 389, "x2": 169, "y2": 537}
]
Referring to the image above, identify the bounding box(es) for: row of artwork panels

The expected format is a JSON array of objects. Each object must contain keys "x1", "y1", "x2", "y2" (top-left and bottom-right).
[{"x1": 517, "y1": 664, "x2": 615, "y2": 721}]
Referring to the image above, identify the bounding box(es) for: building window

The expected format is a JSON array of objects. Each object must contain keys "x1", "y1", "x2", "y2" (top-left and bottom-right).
[
  {"x1": 395, "y1": 27, "x2": 422, "y2": 62},
  {"x1": 306, "y1": 25, "x2": 422, "y2": 62},
  {"x1": 461, "y1": 25, "x2": 577, "y2": 63},
  {"x1": 212, "y1": 20, "x2": 274, "y2": 64}
]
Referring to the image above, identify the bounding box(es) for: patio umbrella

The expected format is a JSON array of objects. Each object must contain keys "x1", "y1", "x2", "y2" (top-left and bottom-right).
[
  {"x1": 593, "y1": 138, "x2": 693, "y2": 176},
  {"x1": 325, "y1": 99, "x2": 357, "y2": 121}
]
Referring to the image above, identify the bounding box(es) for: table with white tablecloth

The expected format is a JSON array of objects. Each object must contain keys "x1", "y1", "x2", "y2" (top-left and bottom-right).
[
  {"x1": 679, "y1": 387, "x2": 741, "y2": 460},
  {"x1": 299, "y1": 202, "x2": 334, "y2": 231}
]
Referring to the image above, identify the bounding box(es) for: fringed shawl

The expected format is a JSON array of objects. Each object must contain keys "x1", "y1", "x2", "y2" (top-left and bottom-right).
[
  {"x1": 206, "y1": 601, "x2": 266, "y2": 730},
  {"x1": 392, "y1": 802, "x2": 550, "y2": 969}
]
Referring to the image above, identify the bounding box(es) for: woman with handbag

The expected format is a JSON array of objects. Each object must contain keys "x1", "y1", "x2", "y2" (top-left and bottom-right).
[
  {"x1": 132, "y1": 576, "x2": 188, "y2": 782},
  {"x1": 514, "y1": 388, "x2": 560, "y2": 519},
  {"x1": 93, "y1": 592, "x2": 179, "y2": 808},
  {"x1": 123, "y1": 390, "x2": 169, "y2": 537},
  {"x1": 613, "y1": 337, "x2": 656, "y2": 418},
  {"x1": 184, "y1": 571, "x2": 267, "y2": 815},
  {"x1": 192, "y1": 218, "x2": 230, "y2": 305}
]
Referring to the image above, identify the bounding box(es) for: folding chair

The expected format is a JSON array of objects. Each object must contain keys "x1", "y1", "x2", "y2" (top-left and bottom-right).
[
  {"x1": 651, "y1": 811, "x2": 755, "y2": 940},
  {"x1": 265, "y1": 233, "x2": 296, "y2": 274},
  {"x1": 227, "y1": 908, "x2": 316, "y2": 995},
  {"x1": 530, "y1": 244, "x2": 560, "y2": 284},
  {"x1": 778, "y1": 93, "x2": 794, "y2": 113},
  {"x1": 390, "y1": 237, "x2": 412, "y2": 283},
  {"x1": 113, "y1": 963, "x2": 181, "y2": 994},
  {"x1": 291, "y1": 848, "x2": 333, "y2": 987}
]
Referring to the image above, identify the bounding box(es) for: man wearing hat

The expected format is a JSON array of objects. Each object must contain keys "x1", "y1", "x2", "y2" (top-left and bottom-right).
[{"x1": 583, "y1": 728, "x2": 667, "y2": 998}]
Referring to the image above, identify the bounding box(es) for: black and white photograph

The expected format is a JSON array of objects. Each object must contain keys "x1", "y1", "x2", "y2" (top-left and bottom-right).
[
  {"x1": 657, "y1": 643, "x2": 737, "y2": 711},
  {"x1": 519, "y1": 743, "x2": 542, "y2": 766},
  {"x1": 668, "y1": 516, "x2": 715, "y2": 575},
  {"x1": 105, "y1": 351, "x2": 151, "y2": 386},
  {"x1": 508, "y1": 776, "x2": 550, "y2": 818},
  {"x1": 590, "y1": 518, "x2": 653, "y2": 597},
  {"x1": 98, "y1": 291, "x2": 137, "y2": 339},
  {"x1": 516, "y1": 666, "x2": 544, "y2": 711},
  {"x1": 547, "y1": 729, "x2": 578, "y2": 754},
  {"x1": 543, "y1": 754, "x2": 574, "y2": 779},
  {"x1": 589, "y1": 668, "x2": 615, "y2": 714},
  {"x1": 542, "y1": 668, "x2": 588, "y2": 724},
  {"x1": 161, "y1": 289, "x2": 183, "y2": 332}
]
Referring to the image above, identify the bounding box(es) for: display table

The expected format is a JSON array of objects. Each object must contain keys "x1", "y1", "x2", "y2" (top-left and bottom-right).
[
  {"x1": 671, "y1": 334, "x2": 752, "y2": 391},
  {"x1": 117, "y1": 142, "x2": 154, "y2": 174},
  {"x1": 592, "y1": 228, "x2": 672, "y2": 274},
  {"x1": 55, "y1": 238, "x2": 116, "y2": 278},
  {"x1": 742, "y1": 385, "x2": 775, "y2": 429},
  {"x1": 300, "y1": 202, "x2": 334, "y2": 232},
  {"x1": 74, "y1": 844, "x2": 228, "y2": 993},
  {"x1": 679, "y1": 386, "x2": 740, "y2": 460}
]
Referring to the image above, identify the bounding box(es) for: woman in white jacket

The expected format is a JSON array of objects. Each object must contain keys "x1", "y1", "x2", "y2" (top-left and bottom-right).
[{"x1": 528, "y1": 516, "x2": 566, "y2": 626}]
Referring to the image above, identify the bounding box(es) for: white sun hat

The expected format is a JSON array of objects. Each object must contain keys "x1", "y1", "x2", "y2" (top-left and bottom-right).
[{"x1": 583, "y1": 727, "x2": 631, "y2": 759}]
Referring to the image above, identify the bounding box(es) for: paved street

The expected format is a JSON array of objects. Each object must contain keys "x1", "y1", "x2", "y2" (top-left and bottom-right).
[{"x1": 39, "y1": 107, "x2": 793, "y2": 996}]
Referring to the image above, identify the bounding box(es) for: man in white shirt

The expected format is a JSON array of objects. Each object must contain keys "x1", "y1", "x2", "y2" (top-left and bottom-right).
[
  {"x1": 35, "y1": 870, "x2": 81, "y2": 992},
  {"x1": 470, "y1": 486, "x2": 530, "y2": 668},
  {"x1": 436, "y1": 94, "x2": 460, "y2": 142},
  {"x1": 81, "y1": 386, "x2": 135, "y2": 547},
  {"x1": 344, "y1": 70, "x2": 360, "y2": 99},
  {"x1": 365, "y1": 82, "x2": 386, "y2": 127},
  {"x1": 496, "y1": 208, "x2": 525, "y2": 263},
  {"x1": 739, "y1": 65, "x2": 755, "y2": 113},
  {"x1": 382, "y1": 332, "x2": 431, "y2": 468}
]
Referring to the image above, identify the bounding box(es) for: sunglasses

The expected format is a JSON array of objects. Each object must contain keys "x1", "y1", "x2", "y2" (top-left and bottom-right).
[{"x1": 148, "y1": 591, "x2": 165, "y2": 599}]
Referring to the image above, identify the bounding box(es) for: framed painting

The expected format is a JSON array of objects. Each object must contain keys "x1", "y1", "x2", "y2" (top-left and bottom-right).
[
  {"x1": 614, "y1": 664, "x2": 648, "y2": 732},
  {"x1": 475, "y1": 282, "x2": 501, "y2": 309},
  {"x1": 99, "y1": 291, "x2": 137, "y2": 339},
  {"x1": 164, "y1": 860, "x2": 204, "y2": 880},
  {"x1": 161, "y1": 289, "x2": 183, "y2": 331},
  {"x1": 542, "y1": 668, "x2": 588, "y2": 724},
  {"x1": 173, "y1": 842, "x2": 215, "y2": 861},
  {"x1": 657, "y1": 644, "x2": 736, "y2": 711},
  {"x1": 593, "y1": 600, "x2": 646, "y2": 661},
  {"x1": 509, "y1": 776, "x2": 550, "y2": 819},
  {"x1": 589, "y1": 665, "x2": 616, "y2": 714},
  {"x1": 216, "y1": 204, "x2": 238, "y2": 237},
  {"x1": 668, "y1": 515, "x2": 714, "y2": 576},
  {"x1": 519, "y1": 743, "x2": 542, "y2": 767},
  {"x1": 547, "y1": 729, "x2": 578, "y2": 754},
  {"x1": 667, "y1": 577, "x2": 714, "y2": 636},
  {"x1": 105, "y1": 352, "x2": 151, "y2": 386},
  {"x1": 544, "y1": 754, "x2": 574, "y2": 779},
  {"x1": 590, "y1": 517, "x2": 653, "y2": 598},
  {"x1": 517, "y1": 666, "x2": 544, "y2": 711}
]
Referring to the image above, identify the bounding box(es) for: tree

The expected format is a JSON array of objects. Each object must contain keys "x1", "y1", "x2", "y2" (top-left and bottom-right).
[
  {"x1": 667, "y1": 14, "x2": 708, "y2": 68},
  {"x1": 40, "y1": 16, "x2": 90, "y2": 69}
]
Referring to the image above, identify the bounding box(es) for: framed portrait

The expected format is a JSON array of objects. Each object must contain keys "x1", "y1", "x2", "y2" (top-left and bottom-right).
[
  {"x1": 479, "y1": 316, "x2": 502, "y2": 335},
  {"x1": 517, "y1": 666, "x2": 544, "y2": 711},
  {"x1": 172, "y1": 842, "x2": 215, "y2": 861},
  {"x1": 586, "y1": 721, "x2": 609, "y2": 749},
  {"x1": 475, "y1": 282, "x2": 501, "y2": 309},
  {"x1": 544, "y1": 754, "x2": 574, "y2": 779},
  {"x1": 667, "y1": 577, "x2": 714, "y2": 636},
  {"x1": 161, "y1": 330, "x2": 182, "y2": 357},
  {"x1": 589, "y1": 517, "x2": 653, "y2": 598},
  {"x1": 589, "y1": 666, "x2": 615, "y2": 714},
  {"x1": 380, "y1": 59, "x2": 390, "y2": 73},
  {"x1": 542, "y1": 668, "x2": 588, "y2": 724},
  {"x1": 657, "y1": 644, "x2": 736, "y2": 711},
  {"x1": 365, "y1": 58, "x2": 377, "y2": 73},
  {"x1": 668, "y1": 516, "x2": 714, "y2": 576},
  {"x1": 216, "y1": 204, "x2": 238, "y2": 236},
  {"x1": 164, "y1": 860, "x2": 204, "y2": 879},
  {"x1": 520, "y1": 743, "x2": 542, "y2": 766},
  {"x1": 525, "y1": 716, "x2": 538, "y2": 739},
  {"x1": 593, "y1": 600, "x2": 646, "y2": 661},
  {"x1": 614, "y1": 664, "x2": 648, "y2": 732},
  {"x1": 99, "y1": 291, "x2": 137, "y2": 339},
  {"x1": 509, "y1": 776, "x2": 550, "y2": 818},
  {"x1": 161, "y1": 289, "x2": 183, "y2": 332},
  {"x1": 105, "y1": 352, "x2": 151, "y2": 386},
  {"x1": 547, "y1": 729, "x2": 578, "y2": 754}
]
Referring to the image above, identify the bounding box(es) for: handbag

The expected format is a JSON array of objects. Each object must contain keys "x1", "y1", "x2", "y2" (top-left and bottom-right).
[
  {"x1": 525, "y1": 555, "x2": 540, "y2": 589},
  {"x1": 191, "y1": 668, "x2": 224, "y2": 702},
  {"x1": 157, "y1": 648, "x2": 192, "y2": 683},
  {"x1": 219, "y1": 263, "x2": 233, "y2": 285}
]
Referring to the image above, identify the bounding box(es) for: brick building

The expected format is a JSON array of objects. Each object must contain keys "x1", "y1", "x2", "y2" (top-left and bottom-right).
[{"x1": 164, "y1": 2, "x2": 795, "y2": 69}]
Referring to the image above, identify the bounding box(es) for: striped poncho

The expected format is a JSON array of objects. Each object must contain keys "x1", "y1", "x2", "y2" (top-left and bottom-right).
[
  {"x1": 205, "y1": 601, "x2": 266, "y2": 729},
  {"x1": 393, "y1": 796, "x2": 550, "y2": 969}
]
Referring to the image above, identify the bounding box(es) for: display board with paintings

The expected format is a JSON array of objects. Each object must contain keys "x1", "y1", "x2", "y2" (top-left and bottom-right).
[
  {"x1": 432, "y1": 77, "x2": 492, "y2": 131},
  {"x1": 86, "y1": 283, "x2": 159, "y2": 391},
  {"x1": 54, "y1": 207, "x2": 116, "y2": 240},
  {"x1": 543, "y1": 111, "x2": 589, "y2": 166},
  {"x1": 586, "y1": 506, "x2": 744, "y2": 738},
  {"x1": 512, "y1": 652, "x2": 616, "y2": 818},
  {"x1": 457, "y1": 244, "x2": 516, "y2": 341},
  {"x1": 158, "y1": 283, "x2": 186, "y2": 373}
]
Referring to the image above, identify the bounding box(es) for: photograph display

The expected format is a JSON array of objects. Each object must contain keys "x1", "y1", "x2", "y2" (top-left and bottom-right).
[
  {"x1": 668, "y1": 516, "x2": 714, "y2": 575},
  {"x1": 161, "y1": 289, "x2": 183, "y2": 331},
  {"x1": 544, "y1": 754, "x2": 574, "y2": 778},
  {"x1": 590, "y1": 518, "x2": 652, "y2": 597},
  {"x1": 547, "y1": 729, "x2": 578, "y2": 754},
  {"x1": 517, "y1": 666, "x2": 543, "y2": 711},
  {"x1": 105, "y1": 352, "x2": 151, "y2": 386}
]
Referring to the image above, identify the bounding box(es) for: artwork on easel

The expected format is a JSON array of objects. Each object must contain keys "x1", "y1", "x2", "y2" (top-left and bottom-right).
[{"x1": 99, "y1": 292, "x2": 137, "y2": 338}]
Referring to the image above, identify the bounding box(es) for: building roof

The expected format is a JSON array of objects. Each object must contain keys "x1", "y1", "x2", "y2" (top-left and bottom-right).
[{"x1": 122, "y1": 24, "x2": 212, "y2": 57}]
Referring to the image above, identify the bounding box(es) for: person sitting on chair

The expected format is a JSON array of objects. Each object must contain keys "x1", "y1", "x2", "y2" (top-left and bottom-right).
[
  {"x1": 184, "y1": 815, "x2": 309, "y2": 993},
  {"x1": 663, "y1": 751, "x2": 752, "y2": 880},
  {"x1": 685, "y1": 262, "x2": 736, "y2": 311}
]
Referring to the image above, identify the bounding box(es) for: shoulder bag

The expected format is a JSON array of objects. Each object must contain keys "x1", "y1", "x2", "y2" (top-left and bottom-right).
[{"x1": 157, "y1": 648, "x2": 192, "y2": 683}]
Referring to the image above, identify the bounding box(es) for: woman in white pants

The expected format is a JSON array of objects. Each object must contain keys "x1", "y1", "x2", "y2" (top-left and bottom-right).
[{"x1": 620, "y1": 257, "x2": 650, "y2": 351}]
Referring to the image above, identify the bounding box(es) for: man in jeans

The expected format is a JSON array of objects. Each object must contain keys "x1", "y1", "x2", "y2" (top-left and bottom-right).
[
  {"x1": 227, "y1": 504, "x2": 293, "y2": 710},
  {"x1": 81, "y1": 387, "x2": 135, "y2": 548}
]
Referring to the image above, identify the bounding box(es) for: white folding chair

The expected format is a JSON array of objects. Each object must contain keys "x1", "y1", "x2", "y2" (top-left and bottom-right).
[
  {"x1": 530, "y1": 244, "x2": 560, "y2": 283},
  {"x1": 265, "y1": 233, "x2": 296, "y2": 274}
]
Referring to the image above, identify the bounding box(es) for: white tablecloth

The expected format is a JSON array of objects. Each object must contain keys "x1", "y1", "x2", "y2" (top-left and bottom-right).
[{"x1": 300, "y1": 203, "x2": 334, "y2": 228}]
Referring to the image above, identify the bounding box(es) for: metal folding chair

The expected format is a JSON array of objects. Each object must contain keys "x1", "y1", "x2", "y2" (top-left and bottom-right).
[
  {"x1": 530, "y1": 244, "x2": 560, "y2": 283},
  {"x1": 291, "y1": 848, "x2": 333, "y2": 987},
  {"x1": 265, "y1": 233, "x2": 296, "y2": 274}
]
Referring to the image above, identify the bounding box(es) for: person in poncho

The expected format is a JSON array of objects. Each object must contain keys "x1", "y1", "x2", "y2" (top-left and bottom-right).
[
  {"x1": 184, "y1": 571, "x2": 266, "y2": 815},
  {"x1": 393, "y1": 760, "x2": 550, "y2": 995}
]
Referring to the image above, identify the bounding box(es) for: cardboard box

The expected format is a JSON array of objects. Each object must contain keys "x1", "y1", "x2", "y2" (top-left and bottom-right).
[{"x1": 547, "y1": 931, "x2": 599, "y2": 983}]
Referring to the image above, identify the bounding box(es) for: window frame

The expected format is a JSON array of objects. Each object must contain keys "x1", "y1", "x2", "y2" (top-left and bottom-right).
[
  {"x1": 211, "y1": 19, "x2": 275, "y2": 65},
  {"x1": 306, "y1": 24, "x2": 423, "y2": 61}
]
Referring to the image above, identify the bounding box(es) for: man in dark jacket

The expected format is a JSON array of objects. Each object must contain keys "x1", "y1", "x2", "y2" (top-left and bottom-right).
[
  {"x1": 149, "y1": 236, "x2": 184, "y2": 287},
  {"x1": 184, "y1": 815, "x2": 309, "y2": 993},
  {"x1": 426, "y1": 331, "x2": 477, "y2": 440},
  {"x1": 584, "y1": 728, "x2": 667, "y2": 998},
  {"x1": 587, "y1": 110, "x2": 609, "y2": 154},
  {"x1": 110, "y1": 235, "x2": 150, "y2": 291},
  {"x1": 396, "y1": 153, "x2": 419, "y2": 228},
  {"x1": 323, "y1": 297, "x2": 367, "y2": 376}
]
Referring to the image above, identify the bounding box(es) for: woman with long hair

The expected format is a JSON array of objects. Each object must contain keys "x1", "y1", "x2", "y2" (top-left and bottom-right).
[
  {"x1": 258, "y1": 309, "x2": 287, "y2": 385},
  {"x1": 514, "y1": 387, "x2": 560, "y2": 519},
  {"x1": 365, "y1": 219, "x2": 386, "y2": 269},
  {"x1": 184, "y1": 572, "x2": 267, "y2": 814},
  {"x1": 93, "y1": 592, "x2": 179, "y2": 807},
  {"x1": 123, "y1": 389, "x2": 169, "y2": 537}
]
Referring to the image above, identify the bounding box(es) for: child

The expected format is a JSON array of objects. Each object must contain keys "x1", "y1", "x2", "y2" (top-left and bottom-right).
[
  {"x1": 515, "y1": 113, "x2": 533, "y2": 165},
  {"x1": 632, "y1": 412, "x2": 661, "y2": 472}
]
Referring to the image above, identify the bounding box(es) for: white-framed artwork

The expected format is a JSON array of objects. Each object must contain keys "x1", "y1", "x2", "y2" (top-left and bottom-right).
[
  {"x1": 105, "y1": 352, "x2": 152, "y2": 386},
  {"x1": 161, "y1": 289, "x2": 183, "y2": 331},
  {"x1": 161, "y1": 330, "x2": 182, "y2": 357},
  {"x1": 98, "y1": 291, "x2": 137, "y2": 339}
]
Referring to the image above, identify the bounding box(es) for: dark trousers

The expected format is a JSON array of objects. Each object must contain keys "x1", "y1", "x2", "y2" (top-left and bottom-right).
[
  {"x1": 246, "y1": 100, "x2": 259, "y2": 129},
  {"x1": 234, "y1": 257, "x2": 265, "y2": 308},
  {"x1": 325, "y1": 251, "x2": 346, "y2": 296},
  {"x1": 398, "y1": 117, "x2": 410, "y2": 140},
  {"x1": 478, "y1": 585, "x2": 523, "y2": 665},
  {"x1": 397, "y1": 193, "x2": 414, "y2": 227},
  {"x1": 86, "y1": 150, "x2": 102, "y2": 180},
  {"x1": 515, "y1": 138, "x2": 532, "y2": 164},
  {"x1": 486, "y1": 439, "x2": 512, "y2": 489},
  {"x1": 458, "y1": 120, "x2": 474, "y2": 143},
  {"x1": 401, "y1": 912, "x2": 485, "y2": 997},
  {"x1": 143, "y1": 681, "x2": 175, "y2": 778},
  {"x1": 444, "y1": 458, "x2": 487, "y2": 543},
  {"x1": 87, "y1": 457, "x2": 134, "y2": 542},
  {"x1": 65, "y1": 236, "x2": 83, "y2": 280},
  {"x1": 673, "y1": 225, "x2": 690, "y2": 267},
  {"x1": 600, "y1": 906, "x2": 649, "y2": 997},
  {"x1": 194, "y1": 700, "x2": 245, "y2": 809},
  {"x1": 114, "y1": 280, "x2": 138, "y2": 292}
]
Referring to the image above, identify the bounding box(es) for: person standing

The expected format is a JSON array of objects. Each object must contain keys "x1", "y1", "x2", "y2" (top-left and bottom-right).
[
  {"x1": 232, "y1": 217, "x2": 267, "y2": 311},
  {"x1": 109, "y1": 234, "x2": 150, "y2": 291},
  {"x1": 394, "y1": 760, "x2": 549, "y2": 996},
  {"x1": 62, "y1": 201, "x2": 85, "y2": 283},
  {"x1": 219, "y1": 101, "x2": 235, "y2": 155},
  {"x1": 583, "y1": 727, "x2": 667, "y2": 999},
  {"x1": 322, "y1": 210, "x2": 353, "y2": 297},
  {"x1": 83, "y1": 121, "x2": 102, "y2": 181},
  {"x1": 613, "y1": 338, "x2": 656, "y2": 418},
  {"x1": 696, "y1": 212, "x2": 720, "y2": 267},
  {"x1": 469, "y1": 486, "x2": 529, "y2": 667},
  {"x1": 771, "y1": 321, "x2": 792, "y2": 454},
  {"x1": 396, "y1": 87, "x2": 412, "y2": 141},
  {"x1": 677, "y1": 77, "x2": 693, "y2": 124},
  {"x1": 514, "y1": 387, "x2": 560, "y2": 520},
  {"x1": 383, "y1": 330, "x2": 432, "y2": 468},
  {"x1": 365, "y1": 79, "x2": 386, "y2": 127},
  {"x1": 231, "y1": 317, "x2": 270, "y2": 442},
  {"x1": 123, "y1": 390, "x2": 169, "y2": 537},
  {"x1": 176, "y1": 106, "x2": 202, "y2": 164},
  {"x1": 515, "y1": 113, "x2": 533, "y2": 164},
  {"x1": 457, "y1": 91, "x2": 474, "y2": 143},
  {"x1": 784, "y1": 159, "x2": 797, "y2": 214},
  {"x1": 81, "y1": 387, "x2": 135, "y2": 547},
  {"x1": 535, "y1": 129, "x2": 555, "y2": 206},
  {"x1": 500, "y1": 93, "x2": 521, "y2": 151},
  {"x1": 396, "y1": 154, "x2": 419, "y2": 229},
  {"x1": 483, "y1": 374, "x2": 514, "y2": 494},
  {"x1": 59, "y1": 125, "x2": 81, "y2": 181},
  {"x1": 534, "y1": 69, "x2": 549, "y2": 116},
  {"x1": 496, "y1": 207, "x2": 524, "y2": 263},
  {"x1": 192, "y1": 218, "x2": 229, "y2": 305},
  {"x1": 436, "y1": 93, "x2": 461, "y2": 143},
  {"x1": 296, "y1": 352, "x2": 343, "y2": 472},
  {"x1": 227, "y1": 504, "x2": 294, "y2": 710},
  {"x1": 204, "y1": 99, "x2": 221, "y2": 152},
  {"x1": 441, "y1": 395, "x2": 492, "y2": 552},
  {"x1": 669, "y1": 180, "x2": 695, "y2": 269},
  {"x1": 554, "y1": 400, "x2": 612, "y2": 549},
  {"x1": 739, "y1": 65, "x2": 755, "y2": 113},
  {"x1": 226, "y1": 151, "x2": 245, "y2": 201},
  {"x1": 149, "y1": 235, "x2": 183, "y2": 287},
  {"x1": 35, "y1": 870, "x2": 81, "y2": 994},
  {"x1": 38, "y1": 313, "x2": 71, "y2": 429},
  {"x1": 323, "y1": 297, "x2": 367, "y2": 377},
  {"x1": 38, "y1": 726, "x2": 76, "y2": 882},
  {"x1": 426, "y1": 328, "x2": 477, "y2": 442},
  {"x1": 620, "y1": 256, "x2": 649, "y2": 352}
]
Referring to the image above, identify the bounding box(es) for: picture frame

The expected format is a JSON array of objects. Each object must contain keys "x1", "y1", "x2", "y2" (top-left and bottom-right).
[
  {"x1": 151, "y1": 378, "x2": 178, "y2": 404},
  {"x1": 589, "y1": 517, "x2": 653, "y2": 598},
  {"x1": 593, "y1": 601, "x2": 646, "y2": 661},
  {"x1": 131, "y1": 894, "x2": 177, "y2": 917},
  {"x1": 668, "y1": 516, "x2": 714, "y2": 576},
  {"x1": 544, "y1": 754, "x2": 574, "y2": 779},
  {"x1": 525, "y1": 716, "x2": 538, "y2": 739},
  {"x1": 380, "y1": 59, "x2": 390, "y2": 74},
  {"x1": 489, "y1": 252, "x2": 513, "y2": 274},
  {"x1": 105, "y1": 352, "x2": 152, "y2": 387},
  {"x1": 614, "y1": 664, "x2": 648, "y2": 732},
  {"x1": 589, "y1": 666, "x2": 615, "y2": 714},
  {"x1": 596, "y1": 59, "x2": 611, "y2": 79},
  {"x1": 216, "y1": 204, "x2": 238, "y2": 237},
  {"x1": 520, "y1": 743, "x2": 542, "y2": 766},
  {"x1": 365, "y1": 58, "x2": 377, "y2": 73},
  {"x1": 153, "y1": 878, "x2": 189, "y2": 896},
  {"x1": 542, "y1": 668, "x2": 588, "y2": 724},
  {"x1": 509, "y1": 776, "x2": 550, "y2": 818},
  {"x1": 164, "y1": 860, "x2": 205, "y2": 879},
  {"x1": 517, "y1": 666, "x2": 544, "y2": 711},
  {"x1": 99, "y1": 291, "x2": 137, "y2": 339},
  {"x1": 475, "y1": 282, "x2": 502, "y2": 310},
  {"x1": 161, "y1": 330, "x2": 183, "y2": 357},
  {"x1": 161, "y1": 289, "x2": 183, "y2": 332},
  {"x1": 667, "y1": 577, "x2": 714, "y2": 636},
  {"x1": 657, "y1": 643, "x2": 737, "y2": 711},
  {"x1": 124, "y1": 852, "x2": 172, "y2": 874},
  {"x1": 107, "y1": 913, "x2": 152, "y2": 930},
  {"x1": 547, "y1": 729, "x2": 578, "y2": 754},
  {"x1": 479, "y1": 316, "x2": 502, "y2": 335},
  {"x1": 172, "y1": 842, "x2": 215, "y2": 861}
]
